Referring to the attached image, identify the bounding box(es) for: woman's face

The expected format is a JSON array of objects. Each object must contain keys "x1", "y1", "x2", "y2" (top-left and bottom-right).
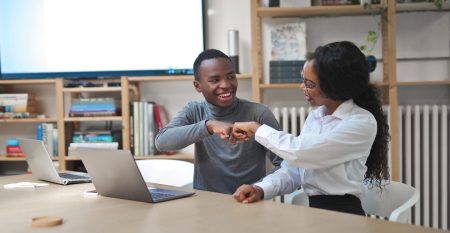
[
  {"x1": 300, "y1": 60, "x2": 327, "y2": 107},
  {"x1": 301, "y1": 60, "x2": 342, "y2": 115}
]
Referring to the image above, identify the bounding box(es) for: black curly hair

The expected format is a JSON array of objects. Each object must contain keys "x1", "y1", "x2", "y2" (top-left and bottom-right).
[
  {"x1": 193, "y1": 49, "x2": 232, "y2": 81},
  {"x1": 307, "y1": 41, "x2": 390, "y2": 189}
]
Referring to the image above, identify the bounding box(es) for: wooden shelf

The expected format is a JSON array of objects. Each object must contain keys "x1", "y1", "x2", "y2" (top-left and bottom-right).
[
  {"x1": 135, "y1": 153, "x2": 194, "y2": 161},
  {"x1": 66, "y1": 153, "x2": 194, "y2": 162},
  {"x1": 256, "y1": 3, "x2": 449, "y2": 18},
  {"x1": 0, "y1": 117, "x2": 57, "y2": 123},
  {"x1": 0, "y1": 156, "x2": 58, "y2": 161},
  {"x1": 396, "y1": 2, "x2": 450, "y2": 13},
  {"x1": 0, "y1": 79, "x2": 56, "y2": 85},
  {"x1": 63, "y1": 87, "x2": 122, "y2": 93},
  {"x1": 398, "y1": 80, "x2": 450, "y2": 86},
  {"x1": 128, "y1": 74, "x2": 252, "y2": 82},
  {"x1": 0, "y1": 156, "x2": 26, "y2": 161},
  {"x1": 260, "y1": 83, "x2": 301, "y2": 89},
  {"x1": 64, "y1": 116, "x2": 123, "y2": 122},
  {"x1": 259, "y1": 81, "x2": 389, "y2": 89},
  {"x1": 257, "y1": 4, "x2": 384, "y2": 18}
]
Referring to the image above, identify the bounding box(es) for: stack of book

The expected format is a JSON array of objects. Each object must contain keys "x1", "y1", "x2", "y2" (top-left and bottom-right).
[
  {"x1": 269, "y1": 60, "x2": 304, "y2": 84},
  {"x1": 6, "y1": 139, "x2": 25, "y2": 157},
  {"x1": 69, "y1": 98, "x2": 117, "y2": 117},
  {"x1": 69, "y1": 131, "x2": 118, "y2": 151},
  {"x1": 0, "y1": 93, "x2": 31, "y2": 119},
  {"x1": 72, "y1": 131, "x2": 113, "y2": 143}
]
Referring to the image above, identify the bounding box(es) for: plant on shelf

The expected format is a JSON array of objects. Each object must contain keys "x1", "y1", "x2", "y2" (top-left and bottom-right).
[{"x1": 359, "y1": 0, "x2": 447, "y2": 54}]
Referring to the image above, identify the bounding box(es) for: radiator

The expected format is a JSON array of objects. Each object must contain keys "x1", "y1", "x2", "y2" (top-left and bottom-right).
[
  {"x1": 273, "y1": 105, "x2": 449, "y2": 230},
  {"x1": 394, "y1": 105, "x2": 449, "y2": 229},
  {"x1": 272, "y1": 106, "x2": 311, "y2": 135}
]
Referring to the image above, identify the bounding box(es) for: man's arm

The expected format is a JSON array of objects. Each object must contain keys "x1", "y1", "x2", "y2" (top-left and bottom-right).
[
  {"x1": 155, "y1": 103, "x2": 235, "y2": 151},
  {"x1": 155, "y1": 103, "x2": 210, "y2": 151}
]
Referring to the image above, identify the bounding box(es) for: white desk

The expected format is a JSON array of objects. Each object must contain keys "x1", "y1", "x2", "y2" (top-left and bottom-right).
[{"x1": 0, "y1": 175, "x2": 444, "y2": 233}]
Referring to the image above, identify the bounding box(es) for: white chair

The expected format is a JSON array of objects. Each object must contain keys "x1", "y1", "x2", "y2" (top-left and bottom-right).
[
  {"x1": 361, "y1": 181, "x2": 420, "y2": 223},
  {"x1": 136, "y1": 159, "x2": 194, "y2": 188},
  {"x1": 285, "y1": 181, "x2": 420, "y2": 224},
  {"x1": 284, "y1": 189, "x2": 309, "y2": 206}
]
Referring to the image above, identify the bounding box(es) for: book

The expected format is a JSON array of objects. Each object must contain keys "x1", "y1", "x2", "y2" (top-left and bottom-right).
[
  {"x1": 271, "y1": 22, "x2": 306, "y2": 60},
  {"x1": 133, "y1": 101, "x2": 140, "y2": 156},
  {"x1": 153, "y1": 103, "x2": 173, "y2": 156},
  {"x1": 147, "y1": 102, "x2": 156, "y2": 156}
]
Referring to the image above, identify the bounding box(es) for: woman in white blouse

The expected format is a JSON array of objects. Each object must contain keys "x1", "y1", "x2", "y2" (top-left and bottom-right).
[{"x1": 231, "y1": 41, "x2": 390, "y2": 215}]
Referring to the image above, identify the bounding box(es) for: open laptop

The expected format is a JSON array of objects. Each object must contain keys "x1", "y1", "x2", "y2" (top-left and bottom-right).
[
  {"x1": 73, "y1": 147, "x2": 195, "y2": 203},
  {"x1": 18, "y1": 138, "x2": 91, "y2": 185}
]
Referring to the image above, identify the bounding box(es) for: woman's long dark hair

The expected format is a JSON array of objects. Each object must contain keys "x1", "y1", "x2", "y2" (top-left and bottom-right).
[{"x1": 308, "y1": 41, "x2": 390, "y2": 189}]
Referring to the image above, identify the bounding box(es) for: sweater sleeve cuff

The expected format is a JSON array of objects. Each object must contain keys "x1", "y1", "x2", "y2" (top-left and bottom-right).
[{"x1": 200, "y1": 120, "x2": 212, "y2": 136}]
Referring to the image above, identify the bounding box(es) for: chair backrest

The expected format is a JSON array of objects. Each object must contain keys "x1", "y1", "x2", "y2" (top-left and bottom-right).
[
  {"x1": 285, "y1": 181, "x2": 420, "y2": 224},
  {"x1": 361, "y1": 181, "x2": 420, "y2": 223},
  {"x1": 135, "y1": 159, "x2": 194, "y2": 188}
]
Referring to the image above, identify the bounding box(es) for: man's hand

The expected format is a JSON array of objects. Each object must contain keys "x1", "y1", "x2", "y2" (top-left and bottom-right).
[
  {"x1": 233, "y1": 184, "x2": 264, "y2": 204},
  {"x1": 206, "y1": 120, "x2": 233, "y2": 140}
]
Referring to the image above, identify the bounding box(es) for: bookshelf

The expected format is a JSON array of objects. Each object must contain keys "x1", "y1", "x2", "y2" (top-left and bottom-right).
[
  {"x1": 250, "y1": 0, "x2": 450, "y2": 181},
  {"x1": 0, "y1": 74, "x2": 253, "y2": 172},
  {"x1": 0, "y1": 79, "x2": 60, "y2": 168},
  {"x1": 249, "y1": 0, "x2": 400, "y2": 178}
]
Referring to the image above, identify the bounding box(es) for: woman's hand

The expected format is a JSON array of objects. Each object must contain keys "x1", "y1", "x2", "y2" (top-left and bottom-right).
[
  {"x1": 229, "y1": 121, "x2": 261, "y2": 144},
  {"x1": 233, "y1": 184, "x2": 264, "y2": 204}
]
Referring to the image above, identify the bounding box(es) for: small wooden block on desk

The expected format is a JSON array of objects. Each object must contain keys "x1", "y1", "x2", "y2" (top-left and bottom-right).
[{"x1": 31, "y1": 216, "x2": 63, "y2": 227}]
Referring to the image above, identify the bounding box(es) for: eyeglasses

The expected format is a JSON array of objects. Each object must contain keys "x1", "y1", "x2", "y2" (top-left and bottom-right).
[{"x1": 300, "y1": 71, "x2": 317, "y2": 90}]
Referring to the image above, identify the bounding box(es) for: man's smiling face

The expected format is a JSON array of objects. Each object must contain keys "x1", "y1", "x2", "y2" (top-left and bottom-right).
[{"x1": 193, "y1": 57, "x2": 238, "y2": 108}]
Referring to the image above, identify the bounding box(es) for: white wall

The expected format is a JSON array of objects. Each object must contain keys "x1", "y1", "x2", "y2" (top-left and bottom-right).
[{"x1": 1, "y1": 1, "x2": 449, "y2": 156}]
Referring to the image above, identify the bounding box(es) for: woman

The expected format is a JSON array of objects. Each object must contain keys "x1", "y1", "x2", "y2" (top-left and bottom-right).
[{"x1": 231, "y1": 41, "x2": 390, "y2": 215}]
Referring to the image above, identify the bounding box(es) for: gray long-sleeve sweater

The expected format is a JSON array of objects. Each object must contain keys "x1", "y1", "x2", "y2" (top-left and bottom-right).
[{"x1": 155, "y1": 98, "x2": 283, "y2": 194}]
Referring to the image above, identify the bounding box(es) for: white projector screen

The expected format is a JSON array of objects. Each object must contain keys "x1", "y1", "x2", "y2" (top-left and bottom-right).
[{"x1": 0, "y1": 0, "x2": 205, "y2": 79}]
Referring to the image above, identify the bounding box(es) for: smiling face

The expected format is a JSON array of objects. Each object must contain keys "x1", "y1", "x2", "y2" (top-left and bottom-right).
[
  {"x1": 193, "y1": 57, "x2": 238, "y2": 108},
  {"x1": 301, "y1": 60, "x2": 341, "y2": 114},
  {"x1": 301, "y1": 60, "x2": 325, "y2": 107}
]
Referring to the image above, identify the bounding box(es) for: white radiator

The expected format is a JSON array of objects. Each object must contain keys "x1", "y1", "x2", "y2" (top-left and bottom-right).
[
  {"x1": 272, "y1": 106, "x2": 311, "y2": 136},
  {"x1": 273, "y1": 105, "x2": 449, "y2": 230},
  {"x1": 393, "y1": 105, "x2": 449, "y2": 229}
]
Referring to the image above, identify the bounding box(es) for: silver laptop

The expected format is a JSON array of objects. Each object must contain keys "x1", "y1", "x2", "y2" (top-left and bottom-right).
[
  {"x1": 74, "y1": 148, "x2": 195, "y2": 203},
  {"x1": 18, "y1": 138, "x2": 91, "y2": 185}
]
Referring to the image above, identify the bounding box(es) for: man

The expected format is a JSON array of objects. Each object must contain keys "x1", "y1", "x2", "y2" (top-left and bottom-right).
[{"x1": 155, "y1": 49, "x2": 282, "y2": 194}]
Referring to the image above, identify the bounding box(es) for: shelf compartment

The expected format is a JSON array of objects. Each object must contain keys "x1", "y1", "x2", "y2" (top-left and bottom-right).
[
  {"x1": 0, "y1": 117, "x2": 57, "y2": 123},
  {"x1": 64, "y1": 116, "x2": 123, "y2": 122}
]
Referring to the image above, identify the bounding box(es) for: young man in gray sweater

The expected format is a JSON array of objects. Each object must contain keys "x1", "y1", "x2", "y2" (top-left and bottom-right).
[{"x1": 155, "y1": 49, "x2": 282, "y2": 194}]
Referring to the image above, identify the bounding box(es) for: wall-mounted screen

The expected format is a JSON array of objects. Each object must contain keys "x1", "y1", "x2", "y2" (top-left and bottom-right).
[{"x1": 0, "y1": 0, "x2": 205, "y2": 79}]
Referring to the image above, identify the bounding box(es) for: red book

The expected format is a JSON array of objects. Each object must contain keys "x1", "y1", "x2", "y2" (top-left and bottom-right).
[{"x1": 153, "y1": 103, "x2": 173, "y2": 156}]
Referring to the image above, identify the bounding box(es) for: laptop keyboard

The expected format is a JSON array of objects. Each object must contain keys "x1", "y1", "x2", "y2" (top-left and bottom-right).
[
  {"x1": 59, "y1": 173, "x2": 89, "y2": 180},
  {"x1": 150, "y1": 190, "x2": 177, "y2": 200}
]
